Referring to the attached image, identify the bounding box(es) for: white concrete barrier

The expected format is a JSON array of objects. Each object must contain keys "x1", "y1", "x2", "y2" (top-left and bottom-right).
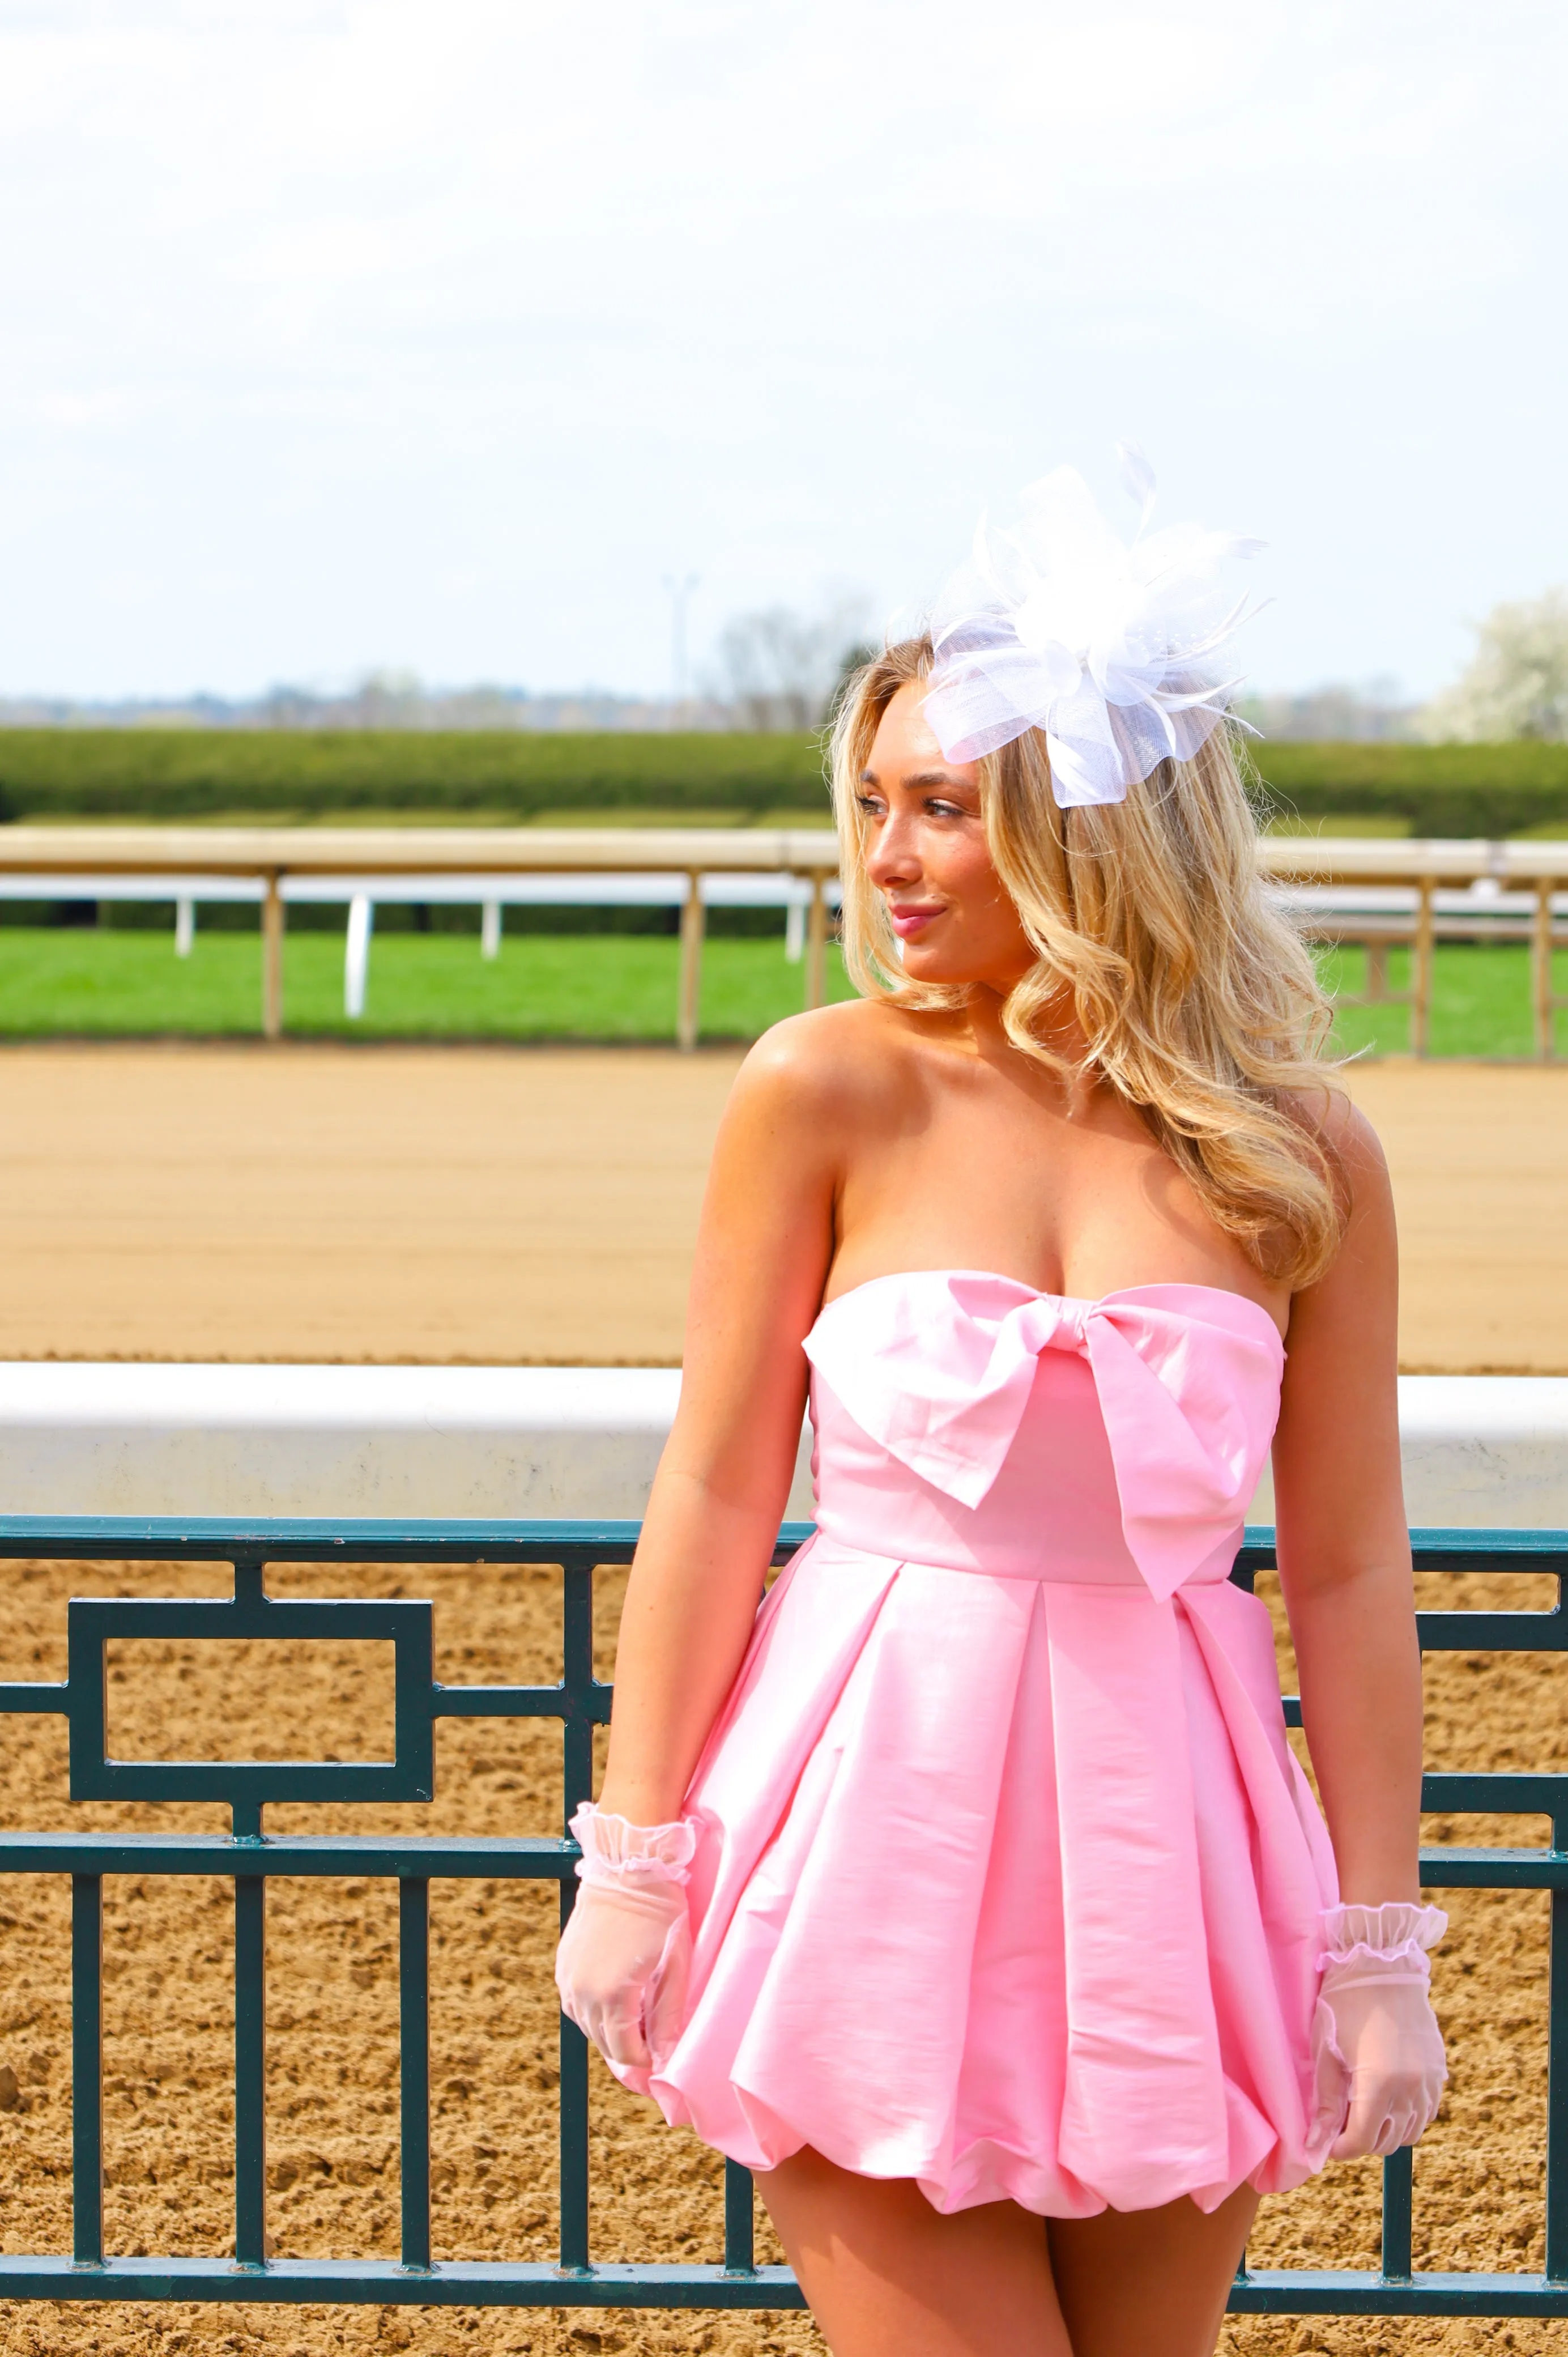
[
  {"x1": 0, "y1": 1364, "x2": 817, "y2": 1524},
  {"x1": 0, "y1": 1365, "x2": 1562, "y2": 1533},
  {"x1": 1250, "y1": 1377, "x2": 1568, "y2": 1531}
]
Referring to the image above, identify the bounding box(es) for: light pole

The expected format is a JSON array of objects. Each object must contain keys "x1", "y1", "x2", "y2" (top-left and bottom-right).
[{"x1": 662, "y1": 572, "x2": 699, "y2": 720}]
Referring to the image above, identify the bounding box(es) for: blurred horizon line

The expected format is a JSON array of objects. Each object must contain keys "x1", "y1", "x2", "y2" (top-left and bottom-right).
[{"x1": 0, "y1": 674, "x2": 1425, "y2": 747}]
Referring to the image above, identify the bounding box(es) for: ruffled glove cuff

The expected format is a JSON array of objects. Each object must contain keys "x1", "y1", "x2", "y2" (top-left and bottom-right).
[
  {"x1": 569, "y1": 1802, "x2": 697, "y2": 1889},
  {"x1": 1318, "y1": 1901, "x2": 1448, "y2": 1977}
]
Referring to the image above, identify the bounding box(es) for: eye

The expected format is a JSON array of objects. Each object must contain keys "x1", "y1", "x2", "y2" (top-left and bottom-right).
[
  {"x1": 855, "y1": 792, "x2": 887, "y2": 818},
  {"x1": 924, "y1": 797, "x2": 968, "y2": 819}
]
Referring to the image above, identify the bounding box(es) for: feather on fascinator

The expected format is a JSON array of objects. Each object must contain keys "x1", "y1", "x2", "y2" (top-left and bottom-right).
[{"x1": 923, "y1": 444, "x2": 1265, "y2": 807}]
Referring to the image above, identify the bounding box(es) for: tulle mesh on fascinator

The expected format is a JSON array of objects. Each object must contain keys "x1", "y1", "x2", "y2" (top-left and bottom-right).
[{"x1": 923, "y1": 444, "x2": 1265, "y2": 807}]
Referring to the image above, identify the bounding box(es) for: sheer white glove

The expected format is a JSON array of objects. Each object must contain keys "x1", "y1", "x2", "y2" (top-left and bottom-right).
[
  {"x1": 1311, "y1": 1901, "x2": 1448, "y2": 2160},
  {"x1": 553, "y1": 1804, "x2": 697, "y2": 2084}
]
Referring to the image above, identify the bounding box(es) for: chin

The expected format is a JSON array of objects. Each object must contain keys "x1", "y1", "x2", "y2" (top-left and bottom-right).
[{"x1": 899, "y1": 944, "x2": 972, "y2": 986}]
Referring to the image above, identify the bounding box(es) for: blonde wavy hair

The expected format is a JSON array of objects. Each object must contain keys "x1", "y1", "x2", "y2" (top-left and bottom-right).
[{"x1": 828, "y1": 637, "x2": 1346, "y2": 1288}]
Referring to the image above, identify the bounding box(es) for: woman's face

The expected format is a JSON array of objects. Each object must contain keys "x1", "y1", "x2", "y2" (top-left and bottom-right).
[{"x1": 858, "y1": 678, "x2": 1036, "y2": 993}]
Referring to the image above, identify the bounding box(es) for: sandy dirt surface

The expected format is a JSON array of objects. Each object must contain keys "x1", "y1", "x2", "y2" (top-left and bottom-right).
[
  {"x1": 1344, "y1": 1063, "x2": 1568, "y2": 1374},
  {"x1": 0, "y1": 1045, "x2": 736, "y2": 1368},
  {"x1": 1, "y1": 1044, "x2": 1567, "y2": 1371}
]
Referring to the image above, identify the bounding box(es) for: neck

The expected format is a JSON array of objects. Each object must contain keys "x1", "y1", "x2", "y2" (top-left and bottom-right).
[
  {"x1": 966, "y1": 973, "x2": 1083, "y2": 1048},
  {"x1": 956, "y1": 978, "x2": 1098, "y2": 1103}
]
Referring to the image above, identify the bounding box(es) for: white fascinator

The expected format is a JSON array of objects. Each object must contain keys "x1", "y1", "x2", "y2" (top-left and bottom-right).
[{"x1": 923, "y1": 444, "x2": 1264, "y2": 807}]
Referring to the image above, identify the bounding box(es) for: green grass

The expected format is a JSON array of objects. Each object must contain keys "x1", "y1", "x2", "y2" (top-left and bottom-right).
[
  {"x1": 1318, "y1": 943, "x2": 1567, "y2": 1060},
  {"x1": 0, "y1": 928, "x2": 856, "y2": 1042},
  {"x1": 0, "y1": 926, "x2": 1560, "y2": 1055}
]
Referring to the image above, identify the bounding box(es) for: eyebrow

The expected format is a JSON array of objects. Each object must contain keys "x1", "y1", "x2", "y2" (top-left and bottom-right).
[{"x1": 858, "y1": 767, "x2": 970, "y2": 791}]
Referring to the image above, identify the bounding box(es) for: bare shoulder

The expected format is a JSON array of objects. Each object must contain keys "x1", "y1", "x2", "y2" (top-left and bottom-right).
[
  {"x1": 1278, "y1": 1078, "x2": 1391, "y2": 1201},
  {"x1": 725, "y1": 997, "x2": 921, "y2": 1138},
  {"x1": 697, "y1": 1000, "x2": 916, "y2": 1272},
  {"x1": 1276, "y1": 1080, "x2": 1396, "y2": 1325}
]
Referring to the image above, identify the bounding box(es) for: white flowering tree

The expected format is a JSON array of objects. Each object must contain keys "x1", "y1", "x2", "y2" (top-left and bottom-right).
[{"x1": 1420, "y1": 590, "x2": 1568, "y2": 742}]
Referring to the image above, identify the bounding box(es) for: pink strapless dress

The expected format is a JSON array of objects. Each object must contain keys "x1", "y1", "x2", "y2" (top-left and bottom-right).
[{"x1": 639, "y1": 1270, "x2": 1339, "y2": 2219}]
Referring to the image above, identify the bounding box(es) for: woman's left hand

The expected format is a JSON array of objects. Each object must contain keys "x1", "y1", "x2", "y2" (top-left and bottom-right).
[
  {"x1": 1311, "y1": 1902, "x2": 1448, "y2": 2158},
  {"x1": 555, "y1": 1874, "x2": 692, "y2": 2077}
]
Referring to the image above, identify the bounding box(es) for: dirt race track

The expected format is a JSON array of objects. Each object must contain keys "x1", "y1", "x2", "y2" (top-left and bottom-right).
[
  {"x1": 0, "y1": 1044, "x2": 1566, "y2": 1370},
  {"x1": 1, "y1": 1045, "x2": 1567, "y2": 2355}
]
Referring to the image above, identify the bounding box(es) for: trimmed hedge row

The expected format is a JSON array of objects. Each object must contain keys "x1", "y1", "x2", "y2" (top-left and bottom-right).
[
  {"x1": 1, "y1": 729, "x2": 1566, "y2": 837},
  {"x1": 0, "y1": 730, "x2": 830, "y2": 820},
  {"x1": 1250, "y1": 742, "x2": 1568, "y2": 838}
]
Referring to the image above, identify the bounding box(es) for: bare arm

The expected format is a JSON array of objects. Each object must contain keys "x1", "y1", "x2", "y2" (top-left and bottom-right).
[
  {"x1": 595, "y1": 1022, "x2": 845, "y2": 1826},
  {"x1": 1272, "y1": 1103, "x2": 1422, "y2": 1903}
]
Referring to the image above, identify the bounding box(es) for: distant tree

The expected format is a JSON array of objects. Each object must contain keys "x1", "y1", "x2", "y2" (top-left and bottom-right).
[
  {"x1": 1230, "y1": 680, "x2": 1417, "y2": 743},
  {"x1": 715, "y1": 596, "x2": 871, "y2": 731},
  {"x1": 344, "y1": 670, "x2": 428, "y2": 729},
  {"x1": 1420, "y1": 590, "x2": 1568, "y2": 743},
  {"x1": 825, "y1": 638, "x2": 882, "y2": 726}
]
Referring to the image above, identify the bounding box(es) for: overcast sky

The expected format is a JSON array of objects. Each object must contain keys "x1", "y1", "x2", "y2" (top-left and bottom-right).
[{"x1": 0, "y1": 0, "x2": 1564, "y2": 702}]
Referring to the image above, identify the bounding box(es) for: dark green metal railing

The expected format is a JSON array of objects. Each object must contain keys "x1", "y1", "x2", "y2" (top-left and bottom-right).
[
  {"x1": 1232, "y1": 1527, "x2": 1568, "y2": 2318},
  {"x1": 0, "y1": 1514, "x2": 1559, "y2": 2316}
]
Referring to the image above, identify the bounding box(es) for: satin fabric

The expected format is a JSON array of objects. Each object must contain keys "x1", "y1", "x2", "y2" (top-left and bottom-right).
[{"x1": 635, "y1": 1270, "x2": 1339, "y2": 2218}]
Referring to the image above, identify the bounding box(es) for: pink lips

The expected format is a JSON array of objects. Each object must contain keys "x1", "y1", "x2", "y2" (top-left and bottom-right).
[{"x1": 889, "y1": 904, "x2": 943, "y2": 939}]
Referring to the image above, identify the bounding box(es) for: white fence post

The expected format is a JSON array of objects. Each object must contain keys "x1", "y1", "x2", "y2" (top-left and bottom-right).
[
  {"x1": 174, "y1": 897, "x2": 195, "y2": 958},
  {"x1": 344, "y1": 895, "x2": 374, "y2": 1019},
  {"x1": 482, "y1": 900, "x2": 501, "y2": 960}
]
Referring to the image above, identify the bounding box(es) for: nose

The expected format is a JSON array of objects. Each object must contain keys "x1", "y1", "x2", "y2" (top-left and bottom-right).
[{"x1": 864, "y1": 805, "x2": 923, "y2": 891}]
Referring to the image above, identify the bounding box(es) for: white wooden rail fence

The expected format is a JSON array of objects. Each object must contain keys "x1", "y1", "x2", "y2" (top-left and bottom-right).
[
  {"x1": 0, "y1": 827, "x2": 843, "y2": 1049},
  {"x1": 1, "y1": 827, "x2": 1565, "y2": 1054}
]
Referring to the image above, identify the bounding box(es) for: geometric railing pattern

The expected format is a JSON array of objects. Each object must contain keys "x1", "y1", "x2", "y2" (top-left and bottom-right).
[
  {"x1": 0, "y1": 1514, "x2": 1559, "y2": 2318},
  {"x1": 1232, "y1": 1526, "x2": 1568, "y2": 2320}
]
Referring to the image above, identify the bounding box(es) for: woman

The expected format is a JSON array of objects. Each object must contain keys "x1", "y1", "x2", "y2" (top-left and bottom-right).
[{"x1": 556, "y1": 454, "x2": 1447, "y2": 2357}]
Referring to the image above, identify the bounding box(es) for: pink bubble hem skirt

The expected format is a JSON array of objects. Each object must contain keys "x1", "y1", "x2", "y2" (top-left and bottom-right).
[{"x1": 636, "y1": 1534, "x2": 1337, "y2": 2219}]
